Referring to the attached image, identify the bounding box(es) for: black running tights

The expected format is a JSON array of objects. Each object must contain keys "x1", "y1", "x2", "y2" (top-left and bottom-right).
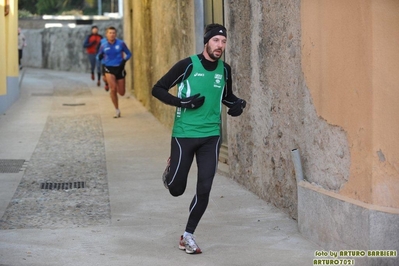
[{"x1": 166, "y1": 136, "x2": 220, "y2": 234}]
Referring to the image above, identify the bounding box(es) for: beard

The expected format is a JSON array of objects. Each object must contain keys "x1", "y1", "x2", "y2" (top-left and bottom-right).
[{"x1": 206, "y1": 44, "x2": 223, "y2": 60}]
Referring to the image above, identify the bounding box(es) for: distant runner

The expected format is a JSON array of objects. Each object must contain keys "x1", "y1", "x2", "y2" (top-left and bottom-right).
[
  {"x1": 97, "y1": 27, "x2": 132, "y2": 118},
  {"x1": 83, "y1": 25, "x2": 103, "y2": 86}
]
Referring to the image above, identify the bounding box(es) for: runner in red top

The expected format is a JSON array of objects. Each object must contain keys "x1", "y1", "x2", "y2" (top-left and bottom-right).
[{"x1": 83, "y1": 26, "x2": 103, "y2": 86}]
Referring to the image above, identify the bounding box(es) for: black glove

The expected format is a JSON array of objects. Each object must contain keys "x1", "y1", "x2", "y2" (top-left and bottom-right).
[
  {"x1": 120, "y1": 59, "x2": 127, "y2": 67},
  {"x1": 180, "y1": 93, "x2": 205, "y2": 109},
  {"x1": 227, "y1": 99, "x2": 246, "y2": 117},
  {"x1": 98, "y1": 53, "x2": 104, "y2": 61}
]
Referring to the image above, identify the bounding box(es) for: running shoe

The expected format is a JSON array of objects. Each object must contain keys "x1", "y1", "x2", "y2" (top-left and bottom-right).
[
  {"x1": 114, "y1": 110, "x2": 121, "y2": 118},
  {"x1": 179, "y1": 234, "x2": 202, "y2": 254},
  {"x1": 104, "y1": 84, "x2": 109, "y2": 92},
  {"x1": 91, "y1": 73, "x2": 95, "y2": 80},
  {"x1": 97, "y1": 80, "x2": 101, "y2": 87},
  {"x1": 162, "y1": 157, "x2": 170, "y2": 189}
]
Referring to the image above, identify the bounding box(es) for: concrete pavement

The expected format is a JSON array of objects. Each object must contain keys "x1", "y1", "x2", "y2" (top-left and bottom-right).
[{"x1": 0, "y1": 68, "x2": 320, "y2": 266}]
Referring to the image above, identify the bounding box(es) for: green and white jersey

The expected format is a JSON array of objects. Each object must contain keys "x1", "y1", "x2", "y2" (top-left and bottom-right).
[{"x1": 172, "y1": 55, "x2": 226, "y2": 138}]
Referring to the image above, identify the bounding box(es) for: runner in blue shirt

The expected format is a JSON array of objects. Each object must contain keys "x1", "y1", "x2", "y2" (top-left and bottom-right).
[{"x1": 97, "y1": 26, "x2": 132, "y2": 118}]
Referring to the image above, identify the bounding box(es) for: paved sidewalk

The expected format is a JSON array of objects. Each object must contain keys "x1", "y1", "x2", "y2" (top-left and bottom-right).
[{"x1": 0, "y1": 68, "x2": 319, "y2": 266}]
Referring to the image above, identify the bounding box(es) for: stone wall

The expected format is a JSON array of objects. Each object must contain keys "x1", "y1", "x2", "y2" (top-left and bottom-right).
[
  {"x1": 225, "y1": 0, "x2": 350, "y2": 218},
  {"x1": 21, "y1": 21, "x2": 122, "y2": 73}
]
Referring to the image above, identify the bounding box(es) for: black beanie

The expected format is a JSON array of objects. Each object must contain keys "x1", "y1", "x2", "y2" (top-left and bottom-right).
[{"x1": 204, "y1": 25, "x2": 227, "y2": 44}]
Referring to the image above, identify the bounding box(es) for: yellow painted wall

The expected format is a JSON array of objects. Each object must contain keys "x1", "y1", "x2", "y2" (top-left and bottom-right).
[
  {"x1": 7, "y1": 0, "x2": 18, "y2": 77},
  {"x1": 125, "y1": 0, "x2": 195, "y2": 128},
  {"x1": 301, "y1": 0, "x2": 399, "y2": 208},
  {"x1": 0, "y1": 0, "x2": 19, "y2": 96},
  {"x1": 123, "y1": 0, "x2": 133, "y2": 99},
  {"x1": 130, "y1": 0, "x2": 153, "y2": 109},
  {"x1": 0, "y1": 0, "x2": 7, "y2": 95}
]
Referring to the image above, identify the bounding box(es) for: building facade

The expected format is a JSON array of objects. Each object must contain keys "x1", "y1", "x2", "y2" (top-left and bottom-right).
[{"x1": 124, "y1": 0, "x2": 399, "y2": 263}]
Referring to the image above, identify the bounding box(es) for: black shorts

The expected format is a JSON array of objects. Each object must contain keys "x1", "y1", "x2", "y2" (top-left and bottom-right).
[
  {"x1": 104, "y1": 66, "x2": 126, "y2": 80},
  {"x1": 102, "y1": 64, "x2": 106, "y2": 76}
]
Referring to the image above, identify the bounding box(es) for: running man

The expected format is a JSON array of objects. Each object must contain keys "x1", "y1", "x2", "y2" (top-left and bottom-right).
[
  {"x1": 97, "y1": 26, "x2": 132, "y2": 118},
  {"x1": 152, "y1": 23, "x2": 246, "y2": 254},
  {"x1": 83, "y1": 25, "x2": 103, "y2": 86}
]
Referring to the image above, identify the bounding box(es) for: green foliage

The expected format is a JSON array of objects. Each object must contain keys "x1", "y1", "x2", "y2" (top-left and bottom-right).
[
  {"x1": 85, "y1": 0, "x2": 96, "y2": 8},
  {"x1": 36, "y1": 0, "x2": 61, "y2": 15},
  {"x1": 60, "y1": 0, "x2": 86, "y2": 10},
  {"x1": 18, "y1": 9, "x2": 34, "y2": 18},
  {"x1": 18, "y1": 0, "x2": 39, "y2": 14},
  {"x1": 83, "y1": 6, "x2": 98, "y2": 16}
]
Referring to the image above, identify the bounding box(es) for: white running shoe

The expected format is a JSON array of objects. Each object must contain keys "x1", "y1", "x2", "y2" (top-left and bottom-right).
[
  {"x1": 179, "y1": 234, "x2": 202, "y2": 254},
  {"x1": 114, "y1": 109, "x2": 121, "y2": 118}
]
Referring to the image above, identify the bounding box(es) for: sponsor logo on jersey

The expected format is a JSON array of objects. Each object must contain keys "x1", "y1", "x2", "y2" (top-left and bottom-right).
[
  {"x1": 194, "y1": 72, "x2": 205, "y2": 77},
  {"x1": 213, "y1": 73, "x2": 223, "y2": 88}
]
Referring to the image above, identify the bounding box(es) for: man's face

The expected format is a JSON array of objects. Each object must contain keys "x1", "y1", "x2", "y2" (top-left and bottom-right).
[
  {"x1": 205, "y1": 35, "x2": 227, "y2": 61},
  {"x1": 92, "y1": 27, "x2": 98, "y2": 34},
  {"x1": 106, "y1": 29, "x2": 117, "y2": 42}
]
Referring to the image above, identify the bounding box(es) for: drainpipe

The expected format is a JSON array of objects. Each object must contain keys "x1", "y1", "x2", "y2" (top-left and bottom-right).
[
  {"x1": 194, "y1": 0, "x2": 204, "y2": 54},
  {"x1": 118, "y1": 0, "x2": 123, "y2": 17},
  {"x1": 291, "y1": 149, "x2": 304, "y2": 183},
  {"x1": 98, "y1": 0, "x2": 102, "y2": 15}
]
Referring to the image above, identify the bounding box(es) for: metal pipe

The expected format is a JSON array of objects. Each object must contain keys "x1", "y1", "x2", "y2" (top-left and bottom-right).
[
  {"x1": 98, "y1": 0, "x2": 102, "y2": 15},
  {"x1": 194, "y1": 0, "x2": 204, "y2": 54},
  {"x1": 118, "y1": 0, "x2": 123, "y2": 17},
  {"x1": 291, "y1": 149, "x2": 304, "y2": 183}
]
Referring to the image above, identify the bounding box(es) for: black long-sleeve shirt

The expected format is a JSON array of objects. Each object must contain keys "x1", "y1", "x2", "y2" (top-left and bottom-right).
[{"x1": 152, "y1": 53, "x2": 239, "y2": 108}]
